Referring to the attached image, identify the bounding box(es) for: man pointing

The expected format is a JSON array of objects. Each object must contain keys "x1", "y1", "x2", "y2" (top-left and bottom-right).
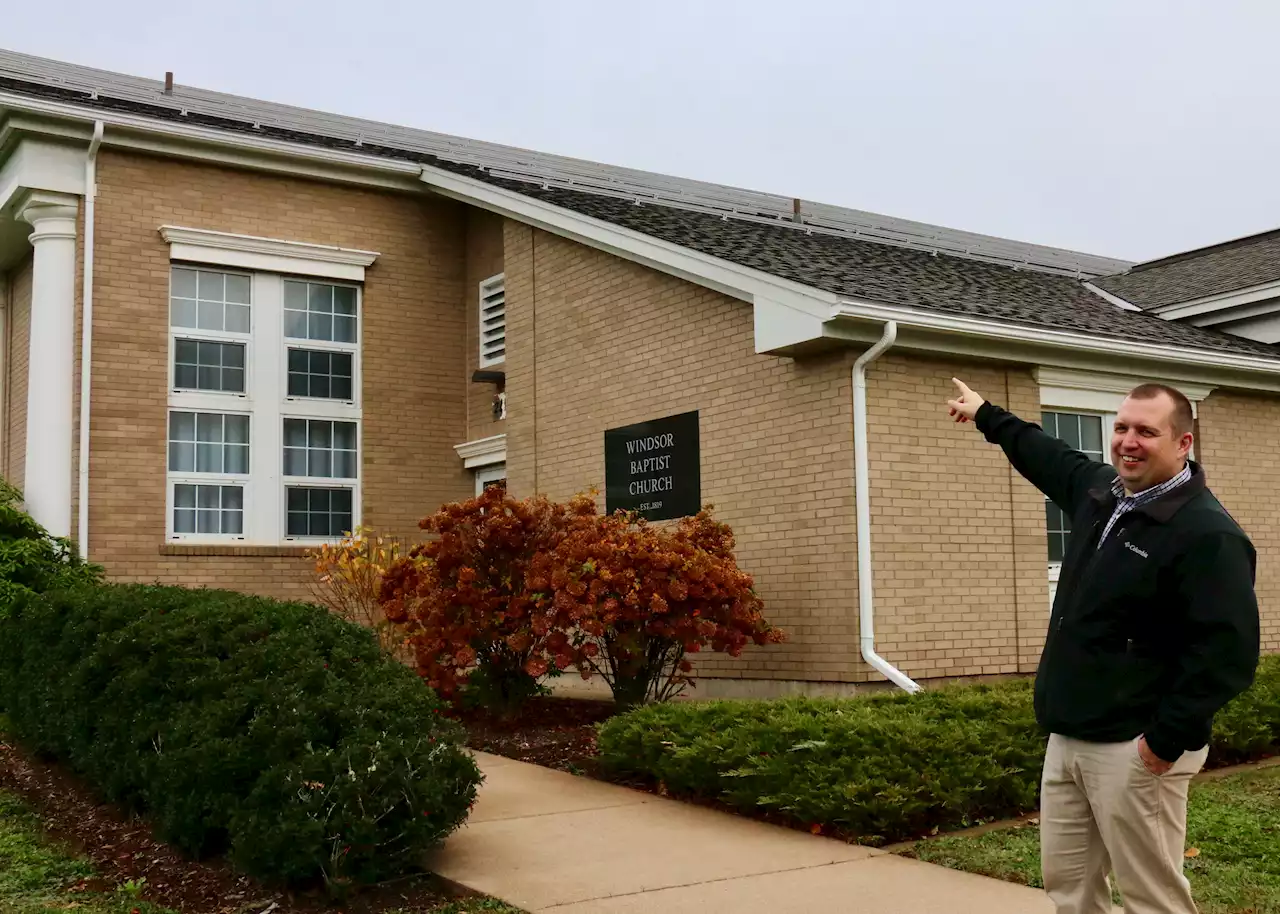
[{"x1": 947, "y1": 378, "x2": 1259, "y2": 914}]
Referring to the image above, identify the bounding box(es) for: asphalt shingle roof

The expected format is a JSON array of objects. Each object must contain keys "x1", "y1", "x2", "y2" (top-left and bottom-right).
[
  {"x1": 2, "y1": 66, "x2": 1278, "y2": 362},
  {"x1": 1092, "y1": 230, "x2": 1280, "y2": 310},
  {"x1": 473, "y1": 178, "x2": 1280, "y2": 359}
]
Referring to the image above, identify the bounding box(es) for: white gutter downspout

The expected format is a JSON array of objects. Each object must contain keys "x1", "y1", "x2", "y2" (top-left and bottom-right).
[
  {"x1": 77, "y1": 120, "x2": 103, "y2": 557},
  {"x1": 853, "y1": 321, "x2": 922, "y2": 693}
]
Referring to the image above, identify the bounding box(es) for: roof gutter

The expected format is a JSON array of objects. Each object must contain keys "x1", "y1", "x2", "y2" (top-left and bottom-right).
[
  {"x1": 76, "y1": 119, "x2": 102, "y2": 557},
  {"x1": 852, "y1": 321, "x2": 921, "y2": 694},
  {"x1": 830, "y1": 300, "x2": 1280, "y2": 379}
]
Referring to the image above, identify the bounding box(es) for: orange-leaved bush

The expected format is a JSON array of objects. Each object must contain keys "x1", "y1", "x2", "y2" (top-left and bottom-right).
[
  {"x1": 377, "y1": 485, "x2": 597, "y2": 713},
  {"x1": 527, "y1": 507, "x2": 785, "y2": 708}
]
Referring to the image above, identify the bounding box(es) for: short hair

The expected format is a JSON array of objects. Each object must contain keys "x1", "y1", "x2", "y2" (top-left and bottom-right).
[{"x1": 1126, "y1": 383, "x2": 1194, "y2": 437}]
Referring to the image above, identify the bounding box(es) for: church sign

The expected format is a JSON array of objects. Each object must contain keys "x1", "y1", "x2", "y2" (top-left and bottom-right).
[{"x1": 604, "y1": 410, "x2": 700, "y2": 521}]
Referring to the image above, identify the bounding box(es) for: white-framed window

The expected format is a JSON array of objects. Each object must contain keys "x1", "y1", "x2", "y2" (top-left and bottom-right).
[
  {"x1": 475, "y1": 463, "x2": 506, "y2": 496},
  {"x1": 165, "y1": 257, "x2": 366, "y2": 545},
  {"x1": 1035, "y1": 367, "x2": 1213, "y2": 603},
  {"x1": 479, "y1": 273, "x2": 506, "y2": 367}
]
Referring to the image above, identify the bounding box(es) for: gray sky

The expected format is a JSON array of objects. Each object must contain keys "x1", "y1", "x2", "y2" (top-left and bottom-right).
[{"x1": 4, "y1": 0, "x2": 1278, "y2": 262}]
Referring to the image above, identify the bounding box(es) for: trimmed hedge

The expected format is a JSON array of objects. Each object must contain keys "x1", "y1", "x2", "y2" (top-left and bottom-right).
[
  {"x1": 0, "y1": 583, "x2": 482, "y2": 888},
  {"x1": 596, "y1": 656, "x2": 1280, "y2": 845}
]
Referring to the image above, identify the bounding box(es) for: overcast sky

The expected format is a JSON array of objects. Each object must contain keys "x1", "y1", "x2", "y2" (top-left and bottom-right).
[{"x1": 4, "y1": 0, "x2": 1278, "y2": 262}]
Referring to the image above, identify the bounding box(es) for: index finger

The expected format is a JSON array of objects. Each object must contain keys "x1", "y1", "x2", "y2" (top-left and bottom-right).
[{"x1": 951, "y1": 377, "x2": 972, "y2": 396}]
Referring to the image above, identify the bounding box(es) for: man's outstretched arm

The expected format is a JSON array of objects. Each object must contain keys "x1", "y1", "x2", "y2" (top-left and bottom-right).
[{"x1": 947, "y1": 378, "x2": 1116, "y2": 513}]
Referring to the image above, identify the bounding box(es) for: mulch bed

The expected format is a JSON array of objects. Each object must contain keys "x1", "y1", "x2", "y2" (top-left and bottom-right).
[
  {"x1": 450, "y1": 696, "x2": 616, "y2": 776},
  {"x1": 0, "y1": 736, "x2": 481, "y2": 914}
]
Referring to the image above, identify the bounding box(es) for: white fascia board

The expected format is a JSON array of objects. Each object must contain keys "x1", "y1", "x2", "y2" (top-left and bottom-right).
[
  {"x1": 1081, "y1": 281, "x2": 1142, "y2": 312},
  {"x1": 1152, "y1": 279, "x2": 1280, "y2": 322},
  {"x1": 454, "y1": 434, "x2": 506, "y2": 468},
  {"x1": 159, "y1": 225, "x2": 380, "y2": 282},
  {"x1": 0, "y1": 137, "x2": 86, "y2": 215},
  {"x1": 0, "y1": 91, "x2": 425, "y2": 191},
  {"x1": 829, "y1": 299, "x2": 1280, "y2": 386},
  {"x1": 416, "y1": 163, "x2": 838, "y2": 319},
  {"x1": 1035, "y1": 366, "x2": 1215, "y2": 417}
]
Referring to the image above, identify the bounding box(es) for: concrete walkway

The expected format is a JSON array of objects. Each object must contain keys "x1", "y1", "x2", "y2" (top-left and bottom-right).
[{"x1": 427, "y1": 752, "x2": 1065, "y2": 913}]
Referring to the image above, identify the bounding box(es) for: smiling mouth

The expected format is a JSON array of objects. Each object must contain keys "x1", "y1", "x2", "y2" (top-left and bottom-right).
[{"x1": 1120, "y1": 456, "x2": 1143, "y2": 468}]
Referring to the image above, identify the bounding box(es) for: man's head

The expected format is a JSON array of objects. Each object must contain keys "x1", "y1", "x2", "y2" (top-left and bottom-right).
[{"x1": 1112, "y1": 383, "x2": 1194, "y2": 493}]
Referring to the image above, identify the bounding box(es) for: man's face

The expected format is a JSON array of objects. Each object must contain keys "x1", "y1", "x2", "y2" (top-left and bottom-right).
[{"x1": 1111, "y1": 393, "x2": 1192, "y2": 493}]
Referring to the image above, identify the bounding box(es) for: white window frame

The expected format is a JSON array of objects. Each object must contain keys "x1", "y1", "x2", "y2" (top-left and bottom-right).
[
  {"x1": 161, "y1": 227, "x2": 378, "y2": 545},
  {"x1": 1035, "y1": 367, "x2": 1214, "y2": 603},
  {"x1": 479, "y1": 273, "x2": 506, "y2": 368},
  {"x1": 475, "y1": 463, "x2": 507, "y2": 495}
]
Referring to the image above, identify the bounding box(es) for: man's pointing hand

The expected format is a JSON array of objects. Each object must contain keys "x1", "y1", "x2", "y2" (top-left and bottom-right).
[{"x1": 947, "y1": 378, "x2": 986, "y2": 424}]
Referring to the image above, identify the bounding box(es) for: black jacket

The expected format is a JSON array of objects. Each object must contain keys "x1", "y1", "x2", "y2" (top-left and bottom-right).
[{"x1": 976, "y1": 401, "x2": 1260, "y2": 762}]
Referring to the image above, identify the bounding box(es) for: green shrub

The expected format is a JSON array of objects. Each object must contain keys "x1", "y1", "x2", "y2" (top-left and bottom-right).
[
  {"x1": 0, "y1": 478, "x2": 100, "y2": 607},
  {"x1": 597, "y1": 657, "x2": 1280, "y2": 845},
  {"x1": 0, "y1": 583, "x2": 482, "y2": 889}
]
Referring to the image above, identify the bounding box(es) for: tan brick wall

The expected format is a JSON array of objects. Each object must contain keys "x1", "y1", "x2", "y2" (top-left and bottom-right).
[
  {"x1": 502, "y1": 224, "x2": 1046, "y2": 685},
  {"x1": 465, "y1": 209, "x2": 506, "y2": 443},
  {"x1": 88, "y1": 149, "x2": 472, "y2": 598},
  {"x1": 5, "y1": 257, "x2": 31, "y2": 490},
  {"x1": 1196, "y1": 389, "x2": 1280, "y2": 654}
]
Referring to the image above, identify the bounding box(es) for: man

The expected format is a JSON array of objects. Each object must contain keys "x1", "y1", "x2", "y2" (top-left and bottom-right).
[{"x1": 946, "y1": 378, "x2": 1259, "y2": 914}]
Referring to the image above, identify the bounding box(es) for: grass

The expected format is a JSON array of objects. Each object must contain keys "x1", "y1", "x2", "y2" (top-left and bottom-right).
[
  {"x1": 0, "y1": 786, "x2": 524, "y2": 914},
  {"x1": 903, "y1": 766, "x2": 1280, "y2": 914},
  {"x1": 0, "y1": 789, "x2": 177, "y2": 914}
]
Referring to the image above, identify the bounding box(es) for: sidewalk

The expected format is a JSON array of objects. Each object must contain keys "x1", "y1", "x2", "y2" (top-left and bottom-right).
[{"x1": 427, "y1": 751, "x2": 1069, "y2": 913}]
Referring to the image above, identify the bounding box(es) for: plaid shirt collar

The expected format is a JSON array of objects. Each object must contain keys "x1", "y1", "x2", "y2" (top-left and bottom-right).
[
  {"x1": 1110, "y1": 463, "x2": 1192, "y2": 505},
  {"x1": 1098, "y1": 462, "x2": 1192, "y2": 546}
]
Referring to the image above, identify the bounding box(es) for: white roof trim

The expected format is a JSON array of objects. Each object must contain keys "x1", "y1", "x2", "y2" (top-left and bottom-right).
[
  {"x1": 1148, "y1": 278, "x2": 1280, "y2": 322},
  {"x1": 159, "y1": 225, "x2": 380, "y2": 282},
  {"x1": 454, "y1": 434, "x2": 506, "y2": 468},
  {"x1": 829, "y1": 299, "x2": 1280, "y2": 379}
]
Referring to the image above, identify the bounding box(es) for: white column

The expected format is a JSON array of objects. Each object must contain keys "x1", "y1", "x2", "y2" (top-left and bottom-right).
[{"x1": 17, "y1": 191, "x2": 79, "y2": 539}]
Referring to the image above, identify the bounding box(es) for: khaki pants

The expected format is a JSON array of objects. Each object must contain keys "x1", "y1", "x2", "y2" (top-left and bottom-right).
[{"x1": 1041, "y1": 733, "x2": 1208, "y2": 914}]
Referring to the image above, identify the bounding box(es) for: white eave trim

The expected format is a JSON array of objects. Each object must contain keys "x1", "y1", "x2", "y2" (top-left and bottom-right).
[
  {"x1": 1035, "y1": 366, "x2": 1214, "y2": 417},
  {"x1": 830, "y1": 299, "x2": 1280, "y2": 378},
  {"x1": 454, "y1": 433, "x2": 506, "y2": 468},
  {"x1": 1149, "y1": 278, "x2": 1280, "y2": 322},
  {"x1": 159, "y1": 225, "x2": 380, "y2": 281}
]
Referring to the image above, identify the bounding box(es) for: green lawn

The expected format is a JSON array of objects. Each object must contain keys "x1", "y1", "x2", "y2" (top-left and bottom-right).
[
  {"x1": 0, "y1": 786, "x2": 522, "y2": 914},
  {"x1": 902, "y1": 766, "x2": 1280, "y2": 914}
]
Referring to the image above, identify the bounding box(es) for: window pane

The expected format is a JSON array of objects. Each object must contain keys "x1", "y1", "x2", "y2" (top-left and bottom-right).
[
  {"x1": 288, "y1": 487, "x2": 309, "y2": 512},
  {"x1": 287, "y1": 372, "x2": 309, "y2": 398},
  {"x1": 284, "y1": 311, "x2": 307, "y2": 339},
  {"x1": 226, "y1": 444, "x2": 249, "y2": 475},
  {"x1": 222, "y1": 368, "x2": 245, "y2": 393},
  {"x1": 197, "y1": 485, "x2": 220, "y2": 509},
  {"x1": 196, "y1": 443, "x2": 221, "y2": 473},
  {"x1": 312, "y1": 312, "x2": 333, "y2": 341},
  {"x1": 332, "y1": 375, "x2": 353, "y2": 400},
  {"x1": 169, "y1": 442, "x2": 194, "y2": 472},
  {"x1": 225, "y1": 274, "x2": 251, "y2": 304},
  {"x1": 171, "y1": 298, "x2": 197, "y2": 328},
  {"x1": 333, "y1": 286, "x2": 356, "y2": 316},
  {"x1": 226, "y1": 304, "x2": 250, "y2": 334},
  {"x1": 332, "y1": 489, "x2": 353, "y2": 513},
  {"x1": 283, "y1": 449, "x2": 307, "y2": 477},
  {"x1": 309, "y1": 450, "x2": 332, "y2": 478},
  {"x1": 224, "y1": 510, "x2": 244, "y2": 536},
  {"x1": 310, "y1": 351, "x2": 331, "y2": 374},
  {"x1": 335, "y1": 316, "x2": 357, "y2": 343},
  {"x1": 310, "y1": 375, "x2": 331, "y2": 398},
  {"x1": 175, "y1": 339, "x2": 198, "y2": 363},
  {"x1": 197, "y1": 509, "x2": 219, "y2": 533},
  {"x1": 333, "y1": 422, "x2": 356, "y2": 450},
  {"x1": 196, "y1": 413, "x2": 222, "y2": 442},
  {"x1": 174, "y1": 509, "x2": 196, "y2": 534},
  {"x1": 309, "y1": 283, "x2": 334, "y2": 313},
  {"x1": 222, "y1": 487, "x2": 244, "y2": 511},
  {"x1": 283, "y1": 419, "x2": 307, "y2": 448},
  {"x1": 197, "y1": 300, "x2": 224, "y2": 331},
  {"x1": 170, "y1": 411, "x2": 195, "y2": 441},
  {"x1": 197, "y1": 271, "x2": 224, "y2": 301},
  {"x1": 172, "y1": 268, "x2": 198, "y2": 299},
  {"x1": 333, "y1": 450, "x2": 356, "y2": 479},
  {"x1": 197, "y1": 366, "x2": 220, "y2": 390},
  {"x1": 175, "y1": 365, "x2": 198, "y2": 388},
  {"x1": 1080, "y1": 417, "x2": 1103, "y2": 455},
  {"x1": 288, "y1": 349, "x2": 307, "y2": 373},
  {"x1": 175, "y1": 484, "x2": 197, "y2": 508},
  {"x1": 1048, "y1": 532, "x2": 1065, "y2": 564},
  {"x1": 309, "y1": 422, "x2": 332, "y2": 449},
  {"x1": 284, "y1": 281, "x2": 308, "y2": 310},
  {"x1": 288, "y1": 512, "x2": 309, "y2": 536},
  {"x1": 223, "y1": 343, "x2": 245, "y2": 369},
  {"x1": 225, "y1": 415, "x2": 250, "y2": 444}
]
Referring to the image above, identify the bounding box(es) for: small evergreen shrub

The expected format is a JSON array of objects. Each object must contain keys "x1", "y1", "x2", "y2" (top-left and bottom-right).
[
  {"x1": 0, "y1": 478, "x2": 101, "y2": 608},
  {"x1": 0, "y1": 583, "x2": 482, "y2": 889}
]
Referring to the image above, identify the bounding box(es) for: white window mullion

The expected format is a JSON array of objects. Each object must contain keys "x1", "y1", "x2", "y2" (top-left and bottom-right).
[{"x1": 251, "y1": 273, "x2": 284, "y2": 543}]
